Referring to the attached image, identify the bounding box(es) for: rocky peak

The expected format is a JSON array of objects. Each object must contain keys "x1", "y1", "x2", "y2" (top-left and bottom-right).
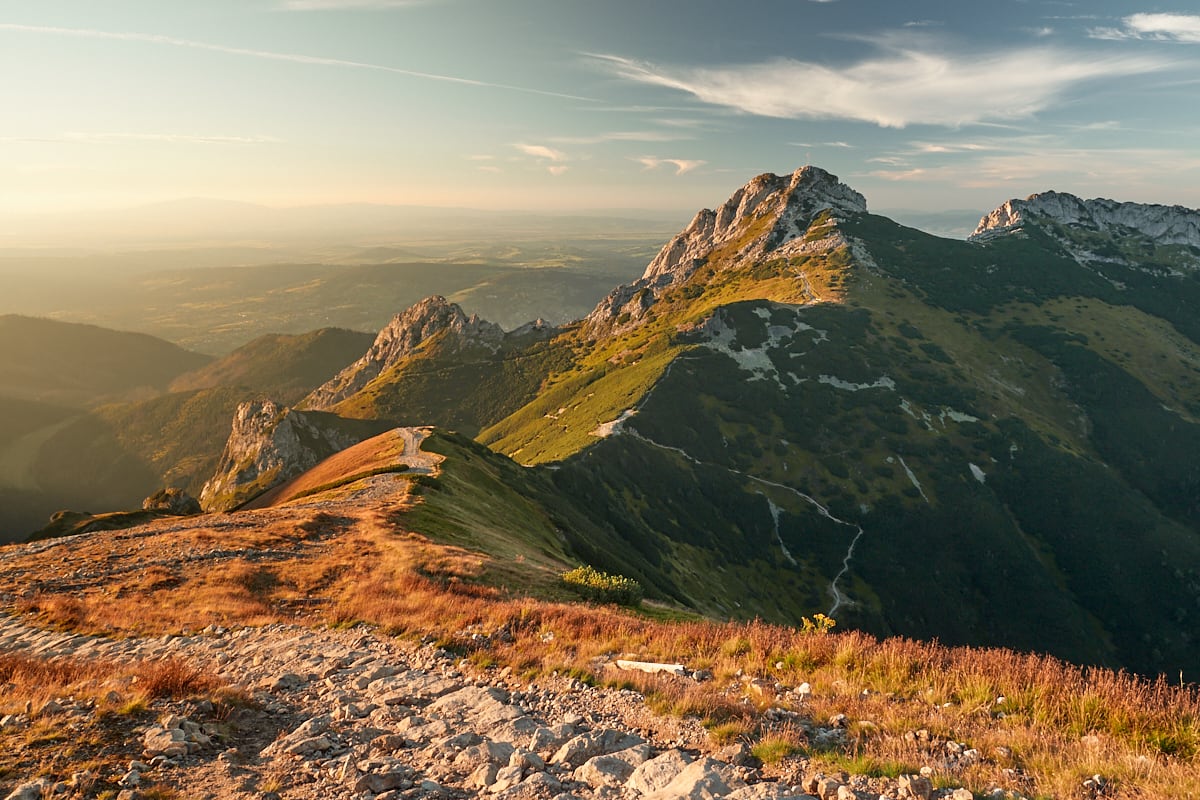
[
  {"x1": 199, "y1": 399, "x2": 360, "y2": 511},
  {"x1": 970, "y1": 191, "x2": 1200, "y2": 247},
  {"x1": 305, "y1": 296, "x2": 503, "y2": 411},
  {"x1": 586, "y1": 166, "x2": 866, "y2": 334}
]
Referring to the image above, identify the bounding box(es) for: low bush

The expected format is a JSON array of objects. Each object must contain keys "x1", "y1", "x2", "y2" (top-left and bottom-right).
[{"x1": 560, "y1": 565, "x2": 643, "y2": 606}]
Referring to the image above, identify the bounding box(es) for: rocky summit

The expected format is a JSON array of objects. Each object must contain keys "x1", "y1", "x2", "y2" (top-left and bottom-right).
[
  {"x1": 585, "y1": 167, "x2": 865, "y2": 335},
  {"x1": 971, "y1": 190, "x2": 1200, "y2": 247},
  {"x1": 305, "y1": 297, "x2": 506, "y2": 412}
]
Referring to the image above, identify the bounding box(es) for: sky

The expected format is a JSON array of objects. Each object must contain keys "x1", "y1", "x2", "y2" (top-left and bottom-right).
[{"x1": 2, "y1": 0, "x2": 1199, "y2": 218}]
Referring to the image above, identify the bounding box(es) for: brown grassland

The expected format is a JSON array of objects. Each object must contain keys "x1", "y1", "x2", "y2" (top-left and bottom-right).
[{"x1": 3, "y1": 477, "x2": 1199, "y2": 800}]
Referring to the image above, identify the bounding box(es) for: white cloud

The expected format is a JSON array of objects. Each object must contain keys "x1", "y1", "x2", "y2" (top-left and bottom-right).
[
  {"x1": 1091, "y1": 13, "x2": 1200, "y2": 43},
  {"x1": 514, "y1": 143, "x2": 567, "y2": 161},
  {"x1": 868, "y1": 168, "x2": 928, "y2": 181},
  {"x1": 594, "y1": 36, "x2": 1172, "y2": 128},
  {"x1": 477, "y1": 165, "x2": 501, "y2": 173},
  {"x1": 635, "y1": 156, "x2": 705, "y2": 175},
  {"x1": 0, "y1": 23, "x2": 592, "y2": 102},
  {"x1": 547, "y1": 165, "x2": 569, "y2": 176}
]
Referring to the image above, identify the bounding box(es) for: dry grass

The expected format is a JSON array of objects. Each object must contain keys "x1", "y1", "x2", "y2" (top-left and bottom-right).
[
  {"x1": 0, "y1": 652, "x2": 225, "y2": 715},
  {"x1": 0, "y1": 651, "x2": 237, "y2": 798},
  {"x1": 5, "y1": 506, "x2": 1199, "y2": 798}
]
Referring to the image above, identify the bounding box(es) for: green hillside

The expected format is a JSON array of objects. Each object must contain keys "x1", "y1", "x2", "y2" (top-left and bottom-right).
[{"x1": 443, "y1": 179, "x2": 1200, "y2": 677}]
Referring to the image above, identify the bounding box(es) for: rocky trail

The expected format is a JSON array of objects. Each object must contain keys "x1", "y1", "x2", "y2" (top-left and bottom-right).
[{"x1": 0, "y1": 608, "x2": 977, "y2": 800}]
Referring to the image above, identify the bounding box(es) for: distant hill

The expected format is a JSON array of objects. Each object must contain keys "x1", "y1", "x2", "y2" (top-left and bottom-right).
[
  {"x1": 0, "y1": 326, "x2": 370, "y2": 541},
  {"x1": 0, "y1": 315, "x2": 210, "y2": 407},
  {"x1": 170, "y1": 328, "x2": 374, "y2": 406}
]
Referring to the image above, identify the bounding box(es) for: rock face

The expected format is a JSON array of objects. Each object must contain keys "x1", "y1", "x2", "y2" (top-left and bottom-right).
[
  {"x1": 585, "y1": 166, "x2": 866, "y2": 335},
  {"x1": 970, "y1": 190, "x2": 1200, "y2": 247},
  {"x1": 304, "y1": 296, "x2": 505, "y2": 411},
  {"x1": 141, "y1": 488, "x2": 202, "y2": 516},
  {"x1": 198, "y1": 400, "x2": 360, "y2": 511}
]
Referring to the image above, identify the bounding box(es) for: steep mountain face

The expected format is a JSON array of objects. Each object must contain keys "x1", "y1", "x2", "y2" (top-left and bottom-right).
[
  {"x1": 198, "y1": 400, "x2": 381, "y2": 512},
  {"x1": 585, "y1": 167, "x2": 866, "y2": 335}
]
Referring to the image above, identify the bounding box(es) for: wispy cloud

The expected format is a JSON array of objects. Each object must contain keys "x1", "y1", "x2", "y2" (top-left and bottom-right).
[
  {"x1": 547, "y1": 165, "x2": 569, "y2": 176},
  {"x1": 1090, "y1": 13, "x2": 1200, "y2": 43},
  {"x1": 789, "y1": 141, "x2": 854, "y2": 148},
  {"x1": 514, "y1": 143, "x2": 567, "y2": 161},
  {"x1": 2, "y1": 132, "x2": 279, "y2": 145},
  {"x1": 68, "y1": 132, "x2": 281, "y2": 145},
  {"x1": 0, "y1": 23, "x2": 593, "y2": 102},
  {"x1": 860, "y1": 143, "x2": 1200, "y2": 194},
  {"x1": 279, "y1": 0, "x2": 428, "y2": 9},
  {"x1": 548, "y1": 131, "x2": 688, "y2": 144},
  {"x1": 635, "y1": 156, "x2": 705, "y2": 175},
  {"x1": 593, "y1": 35, "x2": 1172, "y2": 128}
]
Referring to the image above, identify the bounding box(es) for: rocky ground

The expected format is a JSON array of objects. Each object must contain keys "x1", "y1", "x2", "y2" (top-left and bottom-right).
[{"x1": 0, "y1": 611, "x2": 976, "y2": 800}]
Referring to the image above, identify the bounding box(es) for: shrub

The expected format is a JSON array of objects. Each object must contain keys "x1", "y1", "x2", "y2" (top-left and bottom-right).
[{"x1": 560, "y1": 565, "x2": 643, "y2": 606}]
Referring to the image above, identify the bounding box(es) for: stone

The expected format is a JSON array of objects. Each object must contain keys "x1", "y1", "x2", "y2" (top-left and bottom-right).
[
  {"x1": 143, "y1": 726, "x2": 189, "y2": 759},
  {"x1": 551, "y1": 728, "x2": 646, "y2": 768},
  {"x1": 644, "y1": 757, "x2": 747, "y2": 800},
  {"x1": 628, "y1": 749, "x2": 694, "y2": 795},
  {"x1": 36, "y1": 699, "x2": 64, "y2": 717},
  {"x1": 270, "y1": 672, "x2": 308, "y2": 691},
  {"x1": 454, "y1": 740, "x2": 516, "y2": 772},
  {"x1": 727, "y1": 784, "x2": 818, "y2": 799},
  {"x1": 716, "y1": 742, "x2": 755, "y2": 766},
  {"x1": 897, "y1": 775, "x2": 933, "y2": 800},
  {"x1": 284, "y1": 735, "x2": 333, "y2": 756},
  {"x1": 467, "y1": 763, "x2": 500, "y2": 790},
  {"x1": 4, "y1": 779, "x2": 49, "y2": 800},
  {"x1": 572, "y1": 747, "x2": 651, "y2": 788},
  {"x1": 491, "y1": 764, "x2": 525, "y2": 793},
  {"x1": 945, "y1": 790, "x2": 973, "y2": 800},
  {"x1": 355, "y1": 770, "x2": 412, "y2": 794},
  {"x1": 816, "y1": 778, "x2": 843, "y2": 800},
  {"x1": 141, "y1": 488, "x2": 202, "y2": 516}
]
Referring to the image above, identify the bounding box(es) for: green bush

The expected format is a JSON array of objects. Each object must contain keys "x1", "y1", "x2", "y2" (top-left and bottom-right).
[{"x1": 560, "y1": 565, "x2": 643, "y2": 606}]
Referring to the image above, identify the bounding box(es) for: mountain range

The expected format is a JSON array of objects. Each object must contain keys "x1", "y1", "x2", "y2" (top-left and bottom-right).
[{"x1": 5, "y1": 166, "x2": 1200, "y2": 678}]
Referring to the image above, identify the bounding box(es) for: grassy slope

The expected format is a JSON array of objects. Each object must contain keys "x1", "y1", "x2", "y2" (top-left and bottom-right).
[{"x1": 469, "y1": 211, "x2": 1200, "y2": 676}]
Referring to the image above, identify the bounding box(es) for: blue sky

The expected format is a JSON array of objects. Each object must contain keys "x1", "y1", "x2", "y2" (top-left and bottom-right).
[{"x1": 2, "y1": 0, "x2": 1198, "y2": 216}]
